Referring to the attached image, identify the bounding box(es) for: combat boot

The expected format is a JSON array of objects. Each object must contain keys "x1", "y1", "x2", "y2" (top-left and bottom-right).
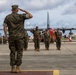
[
  {"x1": 24, "y1": 48, "x2": 27, "y2": 51},
  {"x1": 45, "y1": 48, "x2": 49, "y2": 50},
  {"x1": 15, "y1": 66, "x2": 21, "y2": 73},
  {"x1": 11, "y1": 66, "x2": 15, "y2": 73},
  {"x1": 57, "y1": 47, "x2": 60, "y2": 50},
  {"x1": 35, "y1": 49, "x2": 37, "y2": 51},
  {"x1": 45, "y1": 48, "x2": 47, "y2": 50},
  {"x1": 57, "y1": 46, "x2": 59, "y2": 50},
  {"x1": 47, "y1": 48, "x2": 49, "y2": 50},
  {"x1": 36, "y1": 48, "x2": 40, "y2": 52},
  {"x1": 58, "y1": 48, "x2": 61, "y2": 50}
]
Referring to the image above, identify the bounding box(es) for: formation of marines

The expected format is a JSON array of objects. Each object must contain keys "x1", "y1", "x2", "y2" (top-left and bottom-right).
[
  {"x1": 3, "y1": 5, "x2": 62, "y2": 73},
  {"x1": 23, "y1": 27, "x2": 62, "y2": 51}
]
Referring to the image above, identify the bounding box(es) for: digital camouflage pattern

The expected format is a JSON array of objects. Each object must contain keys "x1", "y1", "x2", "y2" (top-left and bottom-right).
[
  {"x1": 44, "y1": 31, "x2": 51, "y2": 50},
  {"x1": 31, "y1": 29, "x2": 41, "y2": 51},
  {"x1": 0, "y1": 37, "x2": 2, "y2": 44},
  {"x1": 55, "y1": 30, "x2": 62, "y2": 50},
  {"x1": 4, "y1": 13, "x2": 30, "y2": 39},
  {"x1": 9, "y1": 38, "x2": 23, "y2": 66},
  {"x1": 12, "y1": 5, "x2": 18, "y2": 10},
  {"x1": 23, "y1": 30, "x2": 28, "y2": 50},
  {"x1": 4, "y1": 12, "x2": 30, "y2": 66}
]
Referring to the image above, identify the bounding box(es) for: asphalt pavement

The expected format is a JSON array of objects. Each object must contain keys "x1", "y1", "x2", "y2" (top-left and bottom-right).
[{"x1": 0, "y1": 42, "x2": 76, "y2": 75}]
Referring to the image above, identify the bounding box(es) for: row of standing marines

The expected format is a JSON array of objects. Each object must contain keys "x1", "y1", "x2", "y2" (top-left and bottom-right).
[
  {"x1": 24, "y1": 26, "x2": 62, "y2": 51},
  {"x1": 3, "y1": 5, "x2": 62, "y2": 73}
]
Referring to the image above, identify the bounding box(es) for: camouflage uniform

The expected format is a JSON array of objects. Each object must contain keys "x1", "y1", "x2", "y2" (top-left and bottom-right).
[
  {"x1": 31, "y1": 28, "x2": 41, "y2": 51},
  {"x1": 0, "y1": 37, "x2": 2, "y2": 44},
  {"x1": 55, "y1": 29, "x2": 62, "y2": 50},
  {"x1": 3, "y1": 36, "x2": 7, "y2": 44},
  {"x1": 23, "y1": 30, "x2": 28, "y2": 51},
  {"x1": 44, "y1": 30, "x2": 51, "y2": 50},
  {"x1": 4, "y1": 8, "x2": 30, "y2": 66}
]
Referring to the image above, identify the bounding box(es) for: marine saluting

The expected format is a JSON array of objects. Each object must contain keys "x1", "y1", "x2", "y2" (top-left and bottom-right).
[{"x1": 3, "y1": 5, "x2": 33, "y2": 73}]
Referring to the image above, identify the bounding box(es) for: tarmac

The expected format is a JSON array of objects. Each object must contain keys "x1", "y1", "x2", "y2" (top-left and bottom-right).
[{"x1": 0, "y1": 42, "x2": 76, "y2": 75}]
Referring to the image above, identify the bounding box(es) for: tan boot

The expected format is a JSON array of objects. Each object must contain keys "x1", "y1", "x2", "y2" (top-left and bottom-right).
[
  {"x1": 15, "y1": 66, "x2": 21, "y2": 73},
  {"x1": 36, "y1": 49, "x2": 40, "y2": 52},
  {"x1": 47, "y1": 48, "x2": 49, "y2": 50},
  {"x1": 24, "y1": 48, "x2": 27, "y2": 51},
  {"x1": 11, "y1": 66, "x2": 15, "y2": 73},
  {"x1": 34, "y1": 48, "x2": 37, "y2": 51}
]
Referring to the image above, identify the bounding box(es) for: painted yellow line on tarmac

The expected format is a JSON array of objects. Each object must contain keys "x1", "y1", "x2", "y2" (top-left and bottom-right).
[{"x1": 53, "y1": 70, "x2": 59, "y2": 75}]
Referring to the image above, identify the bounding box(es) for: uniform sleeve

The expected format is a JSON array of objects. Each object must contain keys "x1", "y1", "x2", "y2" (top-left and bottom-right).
[
  {"x1": 3, "y1": 16, "x2": 8, "y2": 26},
  {"x1": 21, "y1": 13, "x2": 30, "y2": 19}
]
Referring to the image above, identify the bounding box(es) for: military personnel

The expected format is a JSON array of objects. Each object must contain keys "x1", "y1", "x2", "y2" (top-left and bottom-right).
[
  {"x1": 23, "y1": 29, "x2": 29, "y2": 51},
  {"x1": 44, "y1": 29, "x2": 51, "y2": 50},
  {"x1": 3, "y1": 5, "x2": 33, "y2": 73},
  {"x1": 0, "y1": 36, "x2": 2, "y2": 44},
  {"x1": 31, "y1": 26, "x2": 41, "y2": 51},
  {"x1": 55, "y1": 28, "x2": 62, "y2": 50},
  {"x1": 3, "y1": 36, "x2": 7, "y2": 44}
]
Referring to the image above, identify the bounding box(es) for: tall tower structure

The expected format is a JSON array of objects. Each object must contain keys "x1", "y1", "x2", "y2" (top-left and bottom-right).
[{"x1": 47, "y1": 12, "x2": 50, "y2": 29}]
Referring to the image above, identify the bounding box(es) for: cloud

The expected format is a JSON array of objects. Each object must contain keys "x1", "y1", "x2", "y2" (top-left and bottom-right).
[
  {"x1": 0, "y1": 0, "x2": 76, "y2": 31},
  {"x1": 63, "y1": 2, "x2": 76, "y2": 15},
  {"x1": 20, "y1": 0, "x2": 75, "y2": 11},
  {"x1": 0, "y1": 0, "x2": 73, "y2": 13}
]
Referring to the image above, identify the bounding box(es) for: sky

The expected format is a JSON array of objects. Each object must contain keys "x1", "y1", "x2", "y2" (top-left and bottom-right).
[{"x1": 0, "y1": 0, "x2": 76, "y2": 35}]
